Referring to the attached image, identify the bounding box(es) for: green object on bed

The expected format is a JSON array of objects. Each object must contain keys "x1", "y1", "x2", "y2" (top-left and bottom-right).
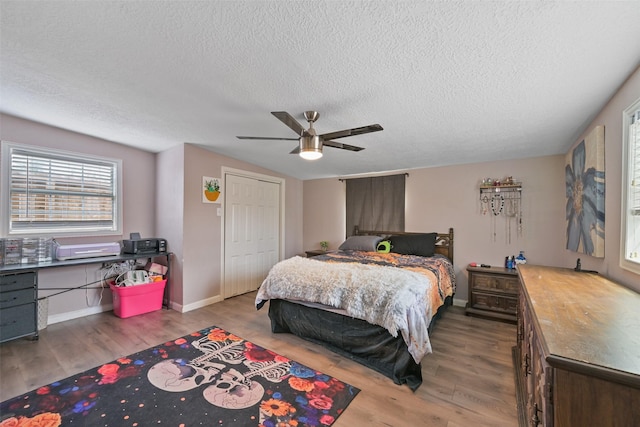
[{"x1": 377, "y1": 240, "x2": 391, "y2": 253}]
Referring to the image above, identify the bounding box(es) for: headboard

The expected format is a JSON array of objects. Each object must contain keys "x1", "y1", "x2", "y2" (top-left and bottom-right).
[{"x1": 353, "y1": 226, "x2": 454, "y2": 263}]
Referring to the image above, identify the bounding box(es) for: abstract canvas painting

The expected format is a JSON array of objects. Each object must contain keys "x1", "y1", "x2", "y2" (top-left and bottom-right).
[{"x1": 565, "y1": 125, "x2": 605, "y2": 257}]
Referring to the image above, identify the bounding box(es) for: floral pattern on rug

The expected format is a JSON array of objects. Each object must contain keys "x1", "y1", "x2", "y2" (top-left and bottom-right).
[{"x1": 0, "y1": 326, "x2": 360, "y2": 426}]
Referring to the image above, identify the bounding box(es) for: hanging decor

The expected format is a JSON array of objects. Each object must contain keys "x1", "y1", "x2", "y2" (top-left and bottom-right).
[
  {"x1": 479, "y1": 177, "x2": 522, "y2": 243},
  {"x1": 565, "y1": 125, "x2": 605, "y2": 257},
  {"x1": 202, "y1": 176, "x2": 221, "y2": 204},
  {"x1": 490, "y1": 194, "x2": 505, "y2": 216}
]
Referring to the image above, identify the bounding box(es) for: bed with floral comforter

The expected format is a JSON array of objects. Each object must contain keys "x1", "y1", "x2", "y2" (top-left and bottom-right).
[{"x1": 255, "y1": 236, "x2": 456, "y2": 391}]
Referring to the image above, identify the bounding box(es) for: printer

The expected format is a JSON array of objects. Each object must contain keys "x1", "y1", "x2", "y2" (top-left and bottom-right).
[{"x1": 122, "y1": 238, "x2": 167, "y2": 254}]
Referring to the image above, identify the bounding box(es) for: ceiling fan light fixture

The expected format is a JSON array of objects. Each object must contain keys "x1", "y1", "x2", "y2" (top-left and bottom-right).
[{"x1": 299, "y1": 135, "x2": 323, "y2": 160}]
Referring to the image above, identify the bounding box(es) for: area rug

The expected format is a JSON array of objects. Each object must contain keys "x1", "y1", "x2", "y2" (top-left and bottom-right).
[{"x1": 0, "y1": 326, "x2": 360, "y2": 426}]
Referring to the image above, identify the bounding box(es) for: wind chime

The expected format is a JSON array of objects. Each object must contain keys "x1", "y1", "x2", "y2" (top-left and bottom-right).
[{"x1": 479, "y1": 177, "x2": 523, "y2": 243}]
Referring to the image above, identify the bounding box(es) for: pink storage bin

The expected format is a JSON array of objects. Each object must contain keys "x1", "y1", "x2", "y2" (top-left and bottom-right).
[{"x1": 110, "y1": 279, "x2": 166, "y2": 318}]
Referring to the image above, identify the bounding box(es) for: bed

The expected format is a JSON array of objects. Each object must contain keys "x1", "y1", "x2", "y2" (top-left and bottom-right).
[{"x1": 255, "y1": 227, "x2": 455, "y2": 391}]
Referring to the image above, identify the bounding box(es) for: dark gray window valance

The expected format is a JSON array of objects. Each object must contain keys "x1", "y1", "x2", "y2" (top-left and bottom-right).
[{"x1": 345, "y1": 174, "x2": 406, "y2": 237}]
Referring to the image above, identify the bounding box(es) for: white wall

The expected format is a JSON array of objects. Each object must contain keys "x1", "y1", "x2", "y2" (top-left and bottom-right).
[
  {"x1": 561, "y1": 66, "x2": 640, "y2": 290},
  {"x1": 156, "y1": 144, "x2": 185, "y2": 307},
  {"x1": 0, "y1": 114, "x2": 157, "y2": 319},
  {"x1": 304, "y1": 66, "x2": 640, "y2": 299},
  {"x1": 0, "y1": 116, "x2": 305, "y2": 321},
  {"x1": 304, "y1": 155, "x2": 566, "y2": 303},
  {"x1": 170, "y1": 143, "x2": 303, "y2": 311},
  {"x1": 3, "y1": 65, "x2": 637, "y2": 321}
]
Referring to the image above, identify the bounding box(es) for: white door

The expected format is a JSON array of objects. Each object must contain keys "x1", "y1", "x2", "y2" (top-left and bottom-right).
[{"x1": 224, "y1": 173, "x2": 280, "y2": 298}]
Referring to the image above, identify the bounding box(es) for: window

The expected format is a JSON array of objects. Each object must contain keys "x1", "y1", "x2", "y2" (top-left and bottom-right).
[
  {"x1": 1, "y1": 141, "x2": 122, "y2": 237},
  {"x1": 621, "y1": 98, "x2": 640, "y2": 274},
  {"x1": 345, "y1": 174, "x2": 405, "y2": 236}
]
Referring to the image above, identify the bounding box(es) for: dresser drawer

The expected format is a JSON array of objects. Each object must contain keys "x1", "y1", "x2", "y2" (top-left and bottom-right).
[
  {"x1": 0, "y1": 288, "x2": 36, "y2": 309},
  {"x1": 0, "y1": 271, "x2": 37, "y2": 292},
  {"x1": 471, "y1": 272, "x2": 519, "y2": 295},
  {"x1": 471, "y1": 292, "x2": 518, "y2": 314},
  {"x1": 0, "y1": 302, "x2": 36, "y2": 343}
]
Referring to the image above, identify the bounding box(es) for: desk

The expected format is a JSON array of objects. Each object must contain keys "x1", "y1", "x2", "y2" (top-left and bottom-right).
[{"x1": 0, "y1": 252, "x2": 171, "y2": 343}]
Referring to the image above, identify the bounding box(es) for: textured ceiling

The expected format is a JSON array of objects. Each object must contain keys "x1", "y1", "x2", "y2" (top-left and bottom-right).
[{"x1": 1, "y1": 1, "x2": 639, "y2": 180}]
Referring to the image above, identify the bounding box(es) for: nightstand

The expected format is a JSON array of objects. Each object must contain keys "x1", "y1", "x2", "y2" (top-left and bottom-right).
[
  {"x1": 465, "y1": 265, "x2": 519, "y2": 323},
  {"x1": 305, "y1": 250, "x2": 333, "y2": 258}
]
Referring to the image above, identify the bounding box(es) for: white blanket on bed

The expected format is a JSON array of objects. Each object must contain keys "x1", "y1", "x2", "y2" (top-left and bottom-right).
[{"x1": 255, "y1": 256, "x2": 435, "y2": 363}]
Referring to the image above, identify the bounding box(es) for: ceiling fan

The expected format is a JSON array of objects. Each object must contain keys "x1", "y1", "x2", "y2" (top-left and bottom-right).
[{"x1": 236, "y1": 111, "x2": 383, "y2": 160}]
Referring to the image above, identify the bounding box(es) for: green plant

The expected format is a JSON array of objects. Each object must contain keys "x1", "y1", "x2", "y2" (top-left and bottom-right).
[
  {"x1": 204, "y1": 179, "x2": 220, "y2": 192},
  {"x1": 320, "y1": 241, "x2": 329, "y2": 251}
]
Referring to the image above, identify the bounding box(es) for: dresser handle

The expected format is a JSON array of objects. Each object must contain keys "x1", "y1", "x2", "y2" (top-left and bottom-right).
[
  {"x1": 0, "y1": 296, "x2": 18, "y2": 303},
  {"x1": 0, "y1": 320, "x2": 18, "y2": 327}
]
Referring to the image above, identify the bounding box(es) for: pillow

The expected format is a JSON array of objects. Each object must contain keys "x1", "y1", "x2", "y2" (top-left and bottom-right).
[
  {"x1": 338, "y1": 235, "x2": 383, "y2": 252},
  {"x1": 388, "y1": 233, "x2": 437, "y2": 257}
]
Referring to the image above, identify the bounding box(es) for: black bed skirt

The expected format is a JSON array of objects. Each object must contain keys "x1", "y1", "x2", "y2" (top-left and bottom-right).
[{"x1": 267, "y1": 296, "x2": 453, "y2": 391}]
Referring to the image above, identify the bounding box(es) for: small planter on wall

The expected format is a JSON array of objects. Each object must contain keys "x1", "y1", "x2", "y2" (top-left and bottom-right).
[{"x1": 203, "y1": 176, "x2": 221, "y2": 203}]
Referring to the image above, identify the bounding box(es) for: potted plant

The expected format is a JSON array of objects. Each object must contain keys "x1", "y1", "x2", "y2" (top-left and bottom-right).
[
  {"x1": 320, "y1": 241, "x2": 329, "y2": 251},
  {"x1": 204, "y1": 179, "x2": 220, "y2": 202}
]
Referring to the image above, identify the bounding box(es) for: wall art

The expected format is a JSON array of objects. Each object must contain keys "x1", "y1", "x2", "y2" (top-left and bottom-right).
[
  {"x1": 565, "y1": 125, "x2": 605, "y2": 257},
  {"x1": 202, "y1": 176, "x2": 221, "y2": 204}
]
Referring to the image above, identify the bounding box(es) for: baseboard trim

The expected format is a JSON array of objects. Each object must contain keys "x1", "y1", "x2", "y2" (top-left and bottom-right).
[
  {"x1": 48, "y1": 304, "x2": 114, "y2": 326},
  {"x1": 452, "y1": 298, "x2": 467, "y2": 308},
  {"x1": 174, "y1": 295, "x2": 223, "y2": 313},
  {"x1": 46, "y1": 295, "x2": 224, "y2": 324}
]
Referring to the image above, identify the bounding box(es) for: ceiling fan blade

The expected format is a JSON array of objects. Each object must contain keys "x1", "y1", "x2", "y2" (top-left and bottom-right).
[
  {"x1": 323, "y1": 140, "x2": 364, "y2": 152},
  {"x1": 320, "y1": 124, "x2": 383, "y2": 141},
  {"x1": 272, "y1": 111, "x2": 306, "y2": 136},
  {"x1": 289, "y1": 146, "x2": 301, "y2": 154},
  {"x1": 237, "y1": 136, "x2": 299, "y2": 141}
]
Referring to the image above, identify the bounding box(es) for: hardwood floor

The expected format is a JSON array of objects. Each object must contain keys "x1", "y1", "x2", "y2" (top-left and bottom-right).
[{"x1": 0, "y1": 292, "x2": 518, "y2": 426}]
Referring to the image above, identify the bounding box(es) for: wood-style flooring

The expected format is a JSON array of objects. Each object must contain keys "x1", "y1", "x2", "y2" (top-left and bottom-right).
[{"x1": 0, "y1": 292, "x2": 518, "y2": 426}]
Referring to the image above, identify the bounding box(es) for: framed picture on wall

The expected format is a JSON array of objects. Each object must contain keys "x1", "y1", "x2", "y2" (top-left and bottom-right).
[
  {"x1": 565, "y1": 125, "x2": 605, "y2": 257},
  {"x1": 202, "y1": 176, "x2": 221, "y2": 204}
]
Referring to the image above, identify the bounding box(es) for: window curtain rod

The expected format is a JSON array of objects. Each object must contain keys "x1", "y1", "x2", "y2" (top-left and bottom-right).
[{"x1": 338, "y1": 172, "x2": 409, "y2": 182}]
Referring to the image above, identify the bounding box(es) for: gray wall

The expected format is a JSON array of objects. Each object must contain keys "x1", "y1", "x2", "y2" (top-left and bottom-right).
[
  {"x1": 303, "y1": 66, "x2": 640, "y2": 300},
  {"x1": 2, "y1": 64, "x2": 637, "y2": 321},
  {"x1": 0, "y1": 114, "x2": 305, "y2": 322},
  {"x1": 1, "y1": 114, "x2": 158, "y2": 319}
]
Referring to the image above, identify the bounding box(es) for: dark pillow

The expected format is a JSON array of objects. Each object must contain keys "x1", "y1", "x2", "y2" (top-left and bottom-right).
[
  {"x1": 388, "y1": 233, "x2": 437, "y2": 257},
  {"x1": 338, "y1": 235, "x2": 383, "y2": 252}
]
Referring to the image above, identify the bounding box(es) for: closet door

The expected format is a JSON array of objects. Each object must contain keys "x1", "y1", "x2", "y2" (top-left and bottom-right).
[{"x1": 224, "y1": 173, "x2": 280, "y2": 298}]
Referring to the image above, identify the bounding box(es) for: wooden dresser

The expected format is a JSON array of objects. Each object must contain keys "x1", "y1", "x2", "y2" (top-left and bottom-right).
[
  {"x1": 515, "y1": 264, "x2": 640, "y2": 426},
  {"x1": 466, "y1": 265, "x2": 519, "y2": 323}
]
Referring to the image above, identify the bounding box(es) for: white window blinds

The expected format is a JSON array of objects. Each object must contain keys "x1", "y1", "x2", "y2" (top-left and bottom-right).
[
  {"x1": 622, "y1": 101, "x2": 640, "y2": 272},
  {"x1": 3, "y1": 143, "x2": 120, "y2": 235},
  {"x1": 630, "y1": 109, "x2": 640, "y2": 217}
]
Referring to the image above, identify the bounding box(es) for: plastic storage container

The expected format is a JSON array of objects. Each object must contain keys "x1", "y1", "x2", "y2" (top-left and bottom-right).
[
  {"x1": 110, "y1": 279, "x2": 166, "y2": 318},
  {"x1": 22, "y1": 237, "x2": 53, "y2": 264},
  {"x1": 2, "y1": 239, "x2": 23, "y2": 265}
]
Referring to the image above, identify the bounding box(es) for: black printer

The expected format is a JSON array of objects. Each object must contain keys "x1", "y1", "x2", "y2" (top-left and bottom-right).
[{"x1": 122, "y1": 238, "x2": 167, "y2": 254}]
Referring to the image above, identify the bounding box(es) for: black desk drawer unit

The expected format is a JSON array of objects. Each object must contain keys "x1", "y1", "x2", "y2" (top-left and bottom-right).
[{"x1": 0, "y1": 270, "x2": 38, "y2": 343}]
